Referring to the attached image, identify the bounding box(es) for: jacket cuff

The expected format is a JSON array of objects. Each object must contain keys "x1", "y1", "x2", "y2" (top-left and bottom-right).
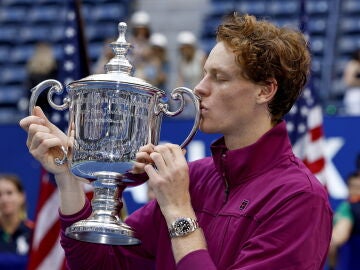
[{"x1": 59, "y1": 199, "x2": 92, "y2": 231}]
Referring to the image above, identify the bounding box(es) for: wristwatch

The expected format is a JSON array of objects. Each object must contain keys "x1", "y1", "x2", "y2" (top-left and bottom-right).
[{"x1": 168, "y1": 217, "x2": 199, "y2": 238}]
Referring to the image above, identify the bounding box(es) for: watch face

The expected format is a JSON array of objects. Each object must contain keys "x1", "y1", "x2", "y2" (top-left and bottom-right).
[{"x1": 175, "y1": 218, "x2": 191, "y2": 235}]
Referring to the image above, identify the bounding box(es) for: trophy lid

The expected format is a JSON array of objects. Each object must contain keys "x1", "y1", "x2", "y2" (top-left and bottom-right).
[{"x1": 68, "y1": 22, "x2": 163, "y2": 94}]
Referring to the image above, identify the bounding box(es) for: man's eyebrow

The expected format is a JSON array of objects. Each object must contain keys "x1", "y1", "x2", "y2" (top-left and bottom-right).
[{"x1": 205, "y1": 66, "x2": 227, "y2": 74}]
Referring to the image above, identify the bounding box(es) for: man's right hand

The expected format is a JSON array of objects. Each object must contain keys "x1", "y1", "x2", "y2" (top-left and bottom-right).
[
  {"x1": 19, "y1": 106, "x2": 69, "y2": 175},
  {"x1": 20, "y1": 106, "x2": 86, "y2": 215}
]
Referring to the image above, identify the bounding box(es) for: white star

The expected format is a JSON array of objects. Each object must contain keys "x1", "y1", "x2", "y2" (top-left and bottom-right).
[
  {"x1": 65, "y1": 27, "x2": 76, "y2": 38},
  {"x1": 64, "y1": 111, "x2": 70, "y2": 121},
  {"x1": 303, "y1": 87, "x2": 311, "y2": 97},
  {"x1": 297, "y1": 123, "x2": 307, "y2": 134},
  {"x1": 65, "y1": 44, "x2": 75, "y2": 55},
  {"x1": 287, "y1": 122, "x2": 294, "y2": 132},
  {"x1": 65, "y1": 78, "x2": 74, "y2": 84},
  {"x1": 51, "y1": 112, "x2": 61, "y2": 124},
  {"x1": 300, "y1": 106, "x2": 309, "y2": 117},
  {"x1": 64, "y1": 60, "x2": 74, "y2": 71}
]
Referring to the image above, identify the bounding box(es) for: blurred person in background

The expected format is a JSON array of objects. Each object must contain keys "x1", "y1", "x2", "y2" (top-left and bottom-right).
[
  {"x1": 128, "y1": 10, "x2": 152, "y2": 70},
  {"x1": 25, "y1": 42, "x2": 58, "y2": 117},
  {"x1": 0, "y1": 174, "x2": 33, "y2": 255},
  {"x1": 148, "y1": 32, "x2": 169, "y2": 90},
  {"x1": 176, "y1": 30, "x2": 206, "y2": 90},
  {"x1": 329, "y1": 171, "x2": 360, "y2": 270},
  {"x1": 342, "y1": 48, "x2": 360, "y2": 115},
  {"x1": 175, "y1": 31, "x2": 206, "y2": 118},
  {"x1": 134, "y1": 32, "x2": 169, "y2": 90},
  {"x1": 93, "y1": 37, "x2": 115, "y2": 74}
]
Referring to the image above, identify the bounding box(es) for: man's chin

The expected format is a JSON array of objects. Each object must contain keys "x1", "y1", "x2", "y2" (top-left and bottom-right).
[{"x1": 199, "y1": 124, "x2": 218, "y2": 134}]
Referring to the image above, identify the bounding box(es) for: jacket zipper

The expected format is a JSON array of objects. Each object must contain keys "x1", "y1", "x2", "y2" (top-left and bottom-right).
[
  {"x1": 221, "y1": 152, "x2": 229, "y2": 202},
  {"x1": 224, "y1": 178, "x2": 230, "y2": 202}
]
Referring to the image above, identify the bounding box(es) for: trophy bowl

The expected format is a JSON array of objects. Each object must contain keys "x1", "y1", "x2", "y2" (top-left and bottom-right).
[{"x1": 28, "y1": 22, "x2": 200, "y2": 245}]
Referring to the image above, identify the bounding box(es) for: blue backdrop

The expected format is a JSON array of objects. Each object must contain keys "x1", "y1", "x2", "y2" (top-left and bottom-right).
[
  {"x1": 1, "y1": 116, "x2": 360, "y2": 219},
  {"x1": 1, "y1": 116, "x2": 360, "y2": 270}
]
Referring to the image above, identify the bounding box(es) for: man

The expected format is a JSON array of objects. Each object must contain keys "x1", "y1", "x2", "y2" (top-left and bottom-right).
[{"x1": 20, "y1": 13, "x2": 332, "y2": 269}]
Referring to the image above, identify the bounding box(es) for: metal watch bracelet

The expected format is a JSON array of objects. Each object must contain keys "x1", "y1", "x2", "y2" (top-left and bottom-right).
[{"x1": 168, "y1": 217, "x2": 199, "y2": 238}]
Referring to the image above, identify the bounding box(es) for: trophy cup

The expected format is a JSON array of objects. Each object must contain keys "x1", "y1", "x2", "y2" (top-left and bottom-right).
[{"x1": 28, "y1": 22, "x2": 200, "y2": 245}]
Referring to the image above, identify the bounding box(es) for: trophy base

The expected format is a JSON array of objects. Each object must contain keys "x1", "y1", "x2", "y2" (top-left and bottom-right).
[{"x1": 65, "y1": 219, "x2": 141, "y2": 245}]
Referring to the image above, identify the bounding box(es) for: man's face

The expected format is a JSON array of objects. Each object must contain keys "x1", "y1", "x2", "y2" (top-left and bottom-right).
[{"x1": 194, "y1": 42, "x2": 263, "y2": 137}]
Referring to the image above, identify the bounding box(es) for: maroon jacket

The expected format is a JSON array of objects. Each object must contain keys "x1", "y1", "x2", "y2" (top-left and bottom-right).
[{"x1": 60, "y1": 121, "x2": 332, "y2": 270}]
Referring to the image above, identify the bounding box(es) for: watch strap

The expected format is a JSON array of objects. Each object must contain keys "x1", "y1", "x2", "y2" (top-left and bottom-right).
[{"x1": 168, "y1": 217, "x2": 199, "y2": 238}]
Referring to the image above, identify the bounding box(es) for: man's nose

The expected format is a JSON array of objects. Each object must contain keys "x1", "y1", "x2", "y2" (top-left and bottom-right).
[{"x1": 193, "y1": 77, "x2": 208, "y2": 97}]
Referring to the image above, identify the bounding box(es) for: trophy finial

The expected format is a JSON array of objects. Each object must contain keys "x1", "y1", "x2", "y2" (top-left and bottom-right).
[
  {"x1": 104, "y1": 22, "x2": 133, "y2": 74},
  {"x1": 117, "y1": 22, "x2": 127, "y2": 43}
]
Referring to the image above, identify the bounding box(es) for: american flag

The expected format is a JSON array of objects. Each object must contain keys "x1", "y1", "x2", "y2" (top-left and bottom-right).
[
  {"x1": 27, "y1": 170, "x2": 66, "y2": 270},
  {"x1": 28, "y1": 1, "x2": 90, "y2": 269},
  {"x1": 285, "y1": 82, "x2": 327, "y2": 185},
  {"x1": 285, "y1": 0, "x2": 327, "y2": 185}
]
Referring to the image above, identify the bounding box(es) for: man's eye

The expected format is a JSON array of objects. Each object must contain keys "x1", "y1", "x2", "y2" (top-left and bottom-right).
[{"x1": 216, "y1": 76, "x2": 227, "y2": 81}]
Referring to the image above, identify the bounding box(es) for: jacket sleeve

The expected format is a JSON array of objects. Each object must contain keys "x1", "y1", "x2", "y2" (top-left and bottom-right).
[{"x1": 177, "y1": 250, "x2": 217, "y2": 270}]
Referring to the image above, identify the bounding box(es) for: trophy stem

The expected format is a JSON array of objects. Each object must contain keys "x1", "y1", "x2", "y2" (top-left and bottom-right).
[{"x1": 65, "y1": 171, "x2": 141, "y2": 245}]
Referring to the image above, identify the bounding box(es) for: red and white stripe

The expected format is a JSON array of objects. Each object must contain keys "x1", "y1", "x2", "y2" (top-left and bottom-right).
[
  {"x1": 293, "y1": 105, "x2": 327, "y2": 185},
  {"x1": 27, "y1": 169, "x2": 66, "y2": 270}
]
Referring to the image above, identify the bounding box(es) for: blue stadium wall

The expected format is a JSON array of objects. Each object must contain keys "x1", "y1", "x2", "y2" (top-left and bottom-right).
[{"x1": 1, "y1": 116, "x2": 359, "y2": 220}]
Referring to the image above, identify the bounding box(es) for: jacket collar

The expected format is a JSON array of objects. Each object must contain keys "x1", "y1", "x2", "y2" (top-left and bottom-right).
[{"x1": 210, "y1": 121, "x2": 294, "y2": 187}]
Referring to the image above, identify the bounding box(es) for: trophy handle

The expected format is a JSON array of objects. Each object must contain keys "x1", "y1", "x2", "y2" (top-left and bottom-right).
[
  {"x1": 29, "y1": 79, "x2": 70, "y2": 166},
  {"x1": 29, "y1": 79, "x2": 69, "y2": 114},
  {"x1": 159, "y1": 87, "x2": 201, "y2": 148}
]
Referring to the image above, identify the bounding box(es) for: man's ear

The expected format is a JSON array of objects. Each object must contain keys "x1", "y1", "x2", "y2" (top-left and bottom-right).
[{"x1": 256, "y1": 78, "x2": 278, "y2": 104}]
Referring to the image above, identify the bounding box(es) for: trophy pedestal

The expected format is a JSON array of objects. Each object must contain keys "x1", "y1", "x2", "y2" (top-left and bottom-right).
[
  {"x1": 65, "y1": 217, "x2": 140, "y2": 245},
  {"x1": 65, "y1": 171, "x2": 141, "y2": 245}
]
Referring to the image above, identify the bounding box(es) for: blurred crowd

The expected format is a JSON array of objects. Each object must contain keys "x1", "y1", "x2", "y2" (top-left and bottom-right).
[
  {"x1": 25, "y1": 10, "x2": 207, "y2": 120},
  {"x1": 23, "y1": 10, "x2": 360, "y2": 119},
  {"x1": 342, "y1": 49, "x2": 360, "y2": 116},
  {"x1": 93, "y1": 10, "x2": 207, "y2": 119}
]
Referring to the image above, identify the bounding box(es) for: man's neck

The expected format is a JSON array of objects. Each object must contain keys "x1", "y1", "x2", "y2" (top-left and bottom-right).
[{"x1": 224, "y1": 118, "x2": 275, "y2": 150}]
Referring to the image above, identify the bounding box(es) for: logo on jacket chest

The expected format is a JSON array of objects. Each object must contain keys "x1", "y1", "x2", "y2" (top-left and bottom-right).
[{"x1": 239, "y1": 199, "x2": 250, "y2": 210}]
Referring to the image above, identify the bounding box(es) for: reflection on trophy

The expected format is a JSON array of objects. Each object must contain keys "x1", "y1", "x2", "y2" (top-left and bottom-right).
[{"x1": 28, "y1": 22, "x2": 200, "y2": 245}]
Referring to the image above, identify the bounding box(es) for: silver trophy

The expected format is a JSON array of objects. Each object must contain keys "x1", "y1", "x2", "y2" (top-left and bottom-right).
[{"x1": 29, "y1": 22, "x2": 200, "y2": 245}]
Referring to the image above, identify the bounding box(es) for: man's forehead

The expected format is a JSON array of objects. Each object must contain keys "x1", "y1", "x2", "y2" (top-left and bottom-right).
[{"x1": 205, "y1": 44, "x2": 242, "y2": 74}]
